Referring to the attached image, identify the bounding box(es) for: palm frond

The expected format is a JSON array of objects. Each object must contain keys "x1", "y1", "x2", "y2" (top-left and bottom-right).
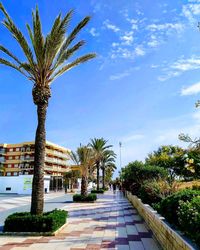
[
  {"x1": 0, "y1": 45, "x2": 22, "y2": 64},
  {"x1": 54, "y1": 40, "x2": 85, "y2": 69},
  {"x1": 44, "y1": 10, "x2": 73, "y2": 69},
  {"x1": 0, "y1": 57, "x2": 27, "y2": 77},
  {"x1": 32, "y1": 6, "x2": 45, "y2": 69},
  {"x1": 0, "y1": 3, "x2": 35, "y2": 67},
  {"x1": 58, "y1": 16, "x2": 90, "y2": 59},
  {"x1": 52, "y1": 53, "x2": 96, "y2": 80}
]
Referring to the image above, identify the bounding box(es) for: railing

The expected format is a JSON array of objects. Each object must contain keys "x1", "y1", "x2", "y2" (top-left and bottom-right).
[{"x1": 45, "y1": 148, "x2": 69, "y2": 159}]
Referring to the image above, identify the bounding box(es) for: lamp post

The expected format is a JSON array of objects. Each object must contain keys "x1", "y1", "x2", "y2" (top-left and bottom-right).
[{"x1": 119, "y1": 142, "x2": 122, "y2": 170}]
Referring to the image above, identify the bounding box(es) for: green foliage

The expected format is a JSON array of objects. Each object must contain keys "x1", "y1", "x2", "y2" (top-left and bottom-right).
[
  {"x1": 138, "y1": 180, "x2": 175, "y2": 206},
  {"x1": 178, "y1": 196, "x2": 200, "y2": 246},
  {"x1": 146, "y1": 145, "x2": 186, "y2": 180},
  {"x1": 3, "y1": 209, "x2": 67, "y2": 232},
  {"x1": 158, "y1": 189, "x2": 200, "y2": 225},
  {"x1": 91, "y1": 189, "x2": 104, "y2": 194},
  {"x1": 0, "y1": 3, "x2": 96, "y2": 84},
  {"x1": 120, "y1": 161, "x2": 168, "y2": 194},
  {"x1": 73, "y1": 193, "x2": 97, "y2": 202}
]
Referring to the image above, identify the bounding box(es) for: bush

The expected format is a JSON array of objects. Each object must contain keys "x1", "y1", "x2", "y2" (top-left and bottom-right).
[
  {"x1": 158, "y1": 189, "x2": 200, "y2": 225},
  {"x1": 138, "y1": 180, "x2": 177, "y2": 206},
  {"x1": 4, "y1": 209, "x2": 67, "y2": 233},
  {"x1": 120, "y1": 161, "x2": 168, "y2": 193},
  {"x1": 91, "y1": 189, "x2": 104, "y2": 194},
  {"x1": 73, "y1": 193, "x2": 97, "y2": 202},
  {"x1": 178, "y1": 196, "x2": 200, "y2": 246}
]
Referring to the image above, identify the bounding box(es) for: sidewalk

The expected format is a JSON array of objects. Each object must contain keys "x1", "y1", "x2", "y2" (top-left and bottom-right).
[{"x1": 0, "y1": 191, "x2": 161, "y2": 250}]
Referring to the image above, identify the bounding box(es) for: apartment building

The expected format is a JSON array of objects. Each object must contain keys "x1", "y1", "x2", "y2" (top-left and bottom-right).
[{"x1": 0, "y1": 141, "x2": 71, "y2": 190}]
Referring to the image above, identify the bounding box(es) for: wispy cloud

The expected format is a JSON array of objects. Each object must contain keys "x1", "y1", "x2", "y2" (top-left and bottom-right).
[
  {"x1": 120, "y1": 31, "x2": 134, "y2": 46},
  {"x1": 109, "y1": 67, "x2": 139, "y2": 81},
  {"x1": 182, "y1": 3, "x2": 200, "y2": 24},
  {"x1": 89, "y1": 28, "x2": 99, "y2": 37},
  {"x1": 147, "y1": 22, "x2": 184, "y2": 33},
  {"x1": 135, "y1": 46, "x2": 146, "y2": 56},
  {"x1": 158, "y1": 56, "x2": 200, "y2": 81},
  {"x1": 181, "y1": 81, "x2": 200, "y2": 96},
  {"x1": 103, "y1": 19, "x2": 120, "y2": 33}
]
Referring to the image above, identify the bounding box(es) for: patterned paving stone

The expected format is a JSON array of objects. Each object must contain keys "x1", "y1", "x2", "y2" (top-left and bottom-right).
[{"x1": 0, "y1": 191, "x2": 161, "y2": 250}]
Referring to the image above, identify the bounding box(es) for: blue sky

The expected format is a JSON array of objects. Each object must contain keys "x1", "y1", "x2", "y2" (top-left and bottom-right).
[{"x1": 1, "y1": 0, "x2": 200, "y2": 175}]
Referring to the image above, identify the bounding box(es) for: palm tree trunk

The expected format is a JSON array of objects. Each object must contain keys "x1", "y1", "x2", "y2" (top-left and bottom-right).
[
  {"x1": 81, "y1": 175, "x2": 88, "y2": 196},
  {"x1": 31, "y1": 103, "x2": 47, "y2": 215},
  {"x1": 97, "y1": 163, "x2": 100, "y2": 191},
  {"x1": 102, "y1": 167, "x2": 105, "y2": 190}
]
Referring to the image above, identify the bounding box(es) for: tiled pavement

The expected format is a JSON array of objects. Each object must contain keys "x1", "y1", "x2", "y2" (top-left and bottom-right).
[
  {"x1": 0, "y1": 192, "x2": 66, "y2": 212},
  {"x1": 0, "y1": 191, "x2": 161, "y2": 250}
]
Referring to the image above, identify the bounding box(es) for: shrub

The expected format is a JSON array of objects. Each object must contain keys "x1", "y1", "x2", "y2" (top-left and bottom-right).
[
  {"x1": 158, "y1": 189, "x2": 200, "y2": 225},
  {"x1": 73, "y1": 193, "x2": 97, "y2": 202},
  {"x1": 91, "y1": 189, "x2": 104, "y2": 194},
  {"x1": 138, "y1": 180, "x2": 178, "y2": 206},
  {"x1": 178, "y1": 196, "x2": 200, "y2": 246},
  {"x1": 4, "y1": 209, "x2": 67, "y2": 233},
  {"x1": 120, "y1": 161, "x2": 168, "y2": 193}
]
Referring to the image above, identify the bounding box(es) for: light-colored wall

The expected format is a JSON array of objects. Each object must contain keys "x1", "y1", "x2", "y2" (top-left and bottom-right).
[
  {"x1": 0, "y1": 175, "x2": 50, "y2": 195},
  {"x1": 127, "y1": 192, "x2": 195, "y2": 250}
]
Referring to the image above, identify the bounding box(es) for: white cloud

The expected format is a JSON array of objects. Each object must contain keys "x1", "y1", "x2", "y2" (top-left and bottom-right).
[
  {"x1": 182, "y1": 4, "x2": 200, "y2": 24},
  {"x1": 120, "y1": 31, "x2": 134, "y2": 45},
  {"x1": 158, "y1": 56, "x2": 200, "y2": 81},
  {"x1": 103, "y1": 20, "x2": 120, "y2": 33},
  {"x1": 181, "y1": 82, "x2": 200, "y2": 96},
  {"x1": 147, "y1": 35, "x2": 160, "y2": 48},
  {"x1": 147, "y1": 22, "x2": 184, "y2": 33},
  {"x1": 135, "y1": 46, "x2": 145, "y2": 56},
  {"x1": 89, "y1": 28, "x2": 99, "y2": 37},
  {"x1": 110, "y1": 71, "x2": 131, "y2": 81}
]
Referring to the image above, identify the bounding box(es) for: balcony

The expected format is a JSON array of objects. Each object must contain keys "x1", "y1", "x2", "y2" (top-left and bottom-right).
[
  {"x1": 45, "y1": 157, "x2": 67, "y2": 166},
  {"x1": 45, "y1": 149, "x2": 69, "y2": 160}
]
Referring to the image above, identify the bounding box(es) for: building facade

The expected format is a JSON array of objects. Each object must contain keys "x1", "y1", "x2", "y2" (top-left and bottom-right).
[{"x1": 0, "y1": 141, "x2": 71, "y2": 191}]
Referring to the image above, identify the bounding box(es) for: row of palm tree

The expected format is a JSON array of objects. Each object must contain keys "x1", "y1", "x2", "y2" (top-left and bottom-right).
[
  {"x1": 70, "y1": 138, "x2": 116, "y2": 196},
  {"x1": 0, "y1": 3, "x2": 96, "y2": 215}
]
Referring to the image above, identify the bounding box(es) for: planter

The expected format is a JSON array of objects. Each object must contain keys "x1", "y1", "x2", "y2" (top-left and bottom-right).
[{"x1": 126, "y1": 192, "x2": 197, "y2": 250}]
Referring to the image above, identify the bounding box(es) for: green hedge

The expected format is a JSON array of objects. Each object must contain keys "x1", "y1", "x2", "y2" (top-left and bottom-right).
[
  {"x1": 178, "y1": 196, "x2": 200, "y2": 246},
  {"x1": 73, "y1": 193, "x2": 97, "y2": 202},
  {"x1": 91, "y1": 189, "x2": 104, "y2": 194},
  {"x1": 158, "y1": 189, "x2": 200, "y2": 225},
  {"x1": 4, "y1": 209, "x2": 67, "y2": 233}
]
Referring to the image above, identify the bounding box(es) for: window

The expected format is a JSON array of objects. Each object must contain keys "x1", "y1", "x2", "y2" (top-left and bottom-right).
[
  {"x1": 16, "y1": 148, "x2": 20, "y2": 152},
  {"x1": 9, "y1": 148, "x2": 13, "y2": 152},
  {"x1": 9, "y1": 156, "x2": 12, "y2": 160},
  {"x1": 6, "y1": 172, "x2": 11, "y2": 176},
  {"x1": 15, "y1": 156, "x2": 19, "y2": 159},
  {"x1": 14, "y1": 164, "x2": 18, "y2": 168},
  {"x1": 8, "y1": 164, "x2": 12, "y2": 168},
  {"x1": 13, "y1": 172, "x2": 18, "y2": 176},
  {"x1": 6, "y1": 187, "x2": 11, "y2": 191}
]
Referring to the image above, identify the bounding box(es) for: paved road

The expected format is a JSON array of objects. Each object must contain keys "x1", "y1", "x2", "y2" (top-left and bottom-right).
[
  {"x1": 0, "y1": 191, "x2": 161, "y2": 250},
  {"x1": 0, "y1": 192, "x2": 73, "y2": 231}
]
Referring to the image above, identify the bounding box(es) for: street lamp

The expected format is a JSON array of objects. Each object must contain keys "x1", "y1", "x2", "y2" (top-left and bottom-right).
[{"x1": 119, "y1": 142, "x2": 122, "y2": 169}]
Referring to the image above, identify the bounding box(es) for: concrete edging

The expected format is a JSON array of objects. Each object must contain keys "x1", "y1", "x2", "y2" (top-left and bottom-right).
[{"x1": 126, "y1": 192, "x2": 196, "y2": 250}]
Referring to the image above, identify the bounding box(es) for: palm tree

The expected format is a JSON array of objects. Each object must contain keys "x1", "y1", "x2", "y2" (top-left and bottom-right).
[
  {"x1": 0, "y1": 3, "x2": 96, "y2": 215},
  {"x1": 70, "y1": 146, "x2": 94, "y2": 196},
  {"x1": 90, "y1": 138, "x2": 112, "y2": 190},
  {"x1": 101, "y1": 150, "x2": 116, "y2": 189}
]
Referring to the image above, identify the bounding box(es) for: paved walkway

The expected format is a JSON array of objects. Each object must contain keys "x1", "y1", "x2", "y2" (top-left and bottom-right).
[{"x1": 0, "y1": 191, "x2": 161, "y2": 250}]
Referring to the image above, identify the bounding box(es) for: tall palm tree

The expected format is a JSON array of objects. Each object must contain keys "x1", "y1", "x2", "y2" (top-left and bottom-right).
[
  {"x1": 0, "y1": 3, "x2": 96, "y2": 215},
  {"x1": 70, "y1": 146, "x2": 94, "y2": 196},
  {"x1": 101, "y1": 150, "x2": 116, "y2": 189},
  {"x1": 90, "y1": 138, "x2": 112, "y2": 190}
]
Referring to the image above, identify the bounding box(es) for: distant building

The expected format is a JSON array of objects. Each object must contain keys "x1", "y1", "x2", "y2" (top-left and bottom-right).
[{"x1": 0, "y1": 141, "x2": 71, "y2": 192}]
